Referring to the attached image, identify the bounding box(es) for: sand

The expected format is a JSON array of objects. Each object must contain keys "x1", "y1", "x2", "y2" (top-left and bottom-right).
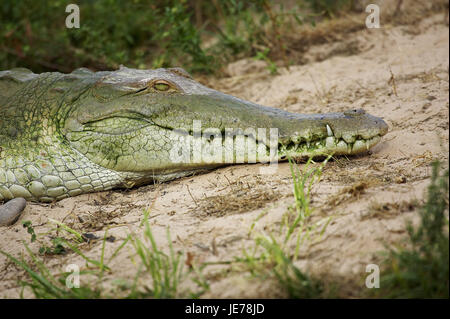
[{"x1": 0, "y1": 9, "x2": 448, "y2": 298}]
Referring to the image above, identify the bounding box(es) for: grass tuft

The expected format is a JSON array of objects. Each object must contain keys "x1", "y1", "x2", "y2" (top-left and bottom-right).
[
  {"x1": 238, "y1": 156, "x2": 333, "y2": 298},
  {"x1": 0, "y1": 211, "x2": 208, "y2": 299},
  {"x1": 127, "y1": 210, "x2": 208, "y2": 298},
  {"x1": 377, "y1": 161, "x2": 449, "y2": 298}
]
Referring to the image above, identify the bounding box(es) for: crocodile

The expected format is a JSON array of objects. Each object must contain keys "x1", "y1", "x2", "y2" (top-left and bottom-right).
[{"x1": 0, "y1": 66, "x2": 388, "y2": 224}]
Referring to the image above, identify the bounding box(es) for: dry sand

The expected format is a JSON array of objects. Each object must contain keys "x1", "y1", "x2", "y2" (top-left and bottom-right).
[{"x1": 0, "y1": 10, "x2": 448, "y2": 298}]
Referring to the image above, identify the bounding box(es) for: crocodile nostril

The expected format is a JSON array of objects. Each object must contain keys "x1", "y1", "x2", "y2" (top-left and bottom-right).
[{"x1": 344, "y1": 109, "x2": 366, "y2": 116}]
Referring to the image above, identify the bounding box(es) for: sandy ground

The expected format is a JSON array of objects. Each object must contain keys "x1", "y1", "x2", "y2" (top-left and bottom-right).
[{"x1": 0, "y1": 10, "x2": 448, "y2": 298}]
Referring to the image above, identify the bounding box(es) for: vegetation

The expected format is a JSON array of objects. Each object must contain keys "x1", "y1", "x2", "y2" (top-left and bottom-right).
[
  {"x1": 305, "y1": 0, "x2": 354, "y2": 17},
  {"x1": 0, "y1": 0, "x2": 354, "y2": 74},
  {"x1": 0, "y1": 210, "x2": 208, "y2": 298},
  {"x1": 1, "y1": 159, "x2": 448, "y2": 299},
  {"x1": 0, "y1": 224, "x2": 111, "y2": 298},
  {"x1": 238, "y1": 157, "x2": 334, "y2": 298},
  {"x1": 1, "y1": 1, "x2": 448, "y2": 299},
  {"x1": 376, "y1": 161, "x2": 449, "y2": 298},
  {"x1": 126, "y1": 210, "x2": 209, "y2": 298},
  {"x1": 0, "y1": 157, "x2": 335, "y2": 299}
]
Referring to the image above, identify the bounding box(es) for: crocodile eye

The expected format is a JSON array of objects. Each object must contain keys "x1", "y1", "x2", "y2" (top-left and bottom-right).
[{"x1": 153, "y1": 81, "x2": 170, "y2": 91}]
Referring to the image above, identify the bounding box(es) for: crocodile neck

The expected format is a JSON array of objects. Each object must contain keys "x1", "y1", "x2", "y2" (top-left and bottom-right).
[{"x1": 0, "y1": 73, "x2": 122, "y2": 202}]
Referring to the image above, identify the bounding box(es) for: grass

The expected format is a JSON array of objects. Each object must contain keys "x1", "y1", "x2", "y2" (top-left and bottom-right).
[
  {"x1": 0, "y1": 209, "x2": 208, "y2": 299},
  {"x1": 260, "y1": 158, "x2": 449, "y2": 299},
  {"x1": 4, "y1": 0, "x2": 445, "y2": 75},
  {"x1": 305, "y1": 0, "x2": 353, "y2": 18},
  {"x1": 0, "y1": 0, "x2": 356, "y2": 74},
  {"x1": 375, "y1": 161, "x2": 449, "y2": 298},
  {"x1": 1, "y1": 156, "x2": 332, "y2": 299},
  {"x1": 21, "y1": 219, "x2": 84, "y2": 256},
  {"x1": 1, "y1": 245, "x2": 101, "y2": 298},
  {"x1": 286, "y1": 155, "x2": 331, "y2": 242},
  {"x1": 2, "y1": 156, "x2": 447, "y2": 300},
  {"x1": 127, "y1": 210, "x2": 209, "y2": 298},
  {"x1": 207, "y1": 159, "x2": 448, "y2": 299},
  {"x1": 0, "y1": 218, "x2": 121, "y2": 298},
  {"x1": 254, "y1": 48, "x2": 278, "y2": 75},
  {"x1": 2, "y1": 159, "x2": 447, "y2": 298},
  {"x1": 0, "y1": 232, "x2": 110, "y2": 298},
  {"x1": 236, "y1": 156, "x2": 334, "y2": 298}
]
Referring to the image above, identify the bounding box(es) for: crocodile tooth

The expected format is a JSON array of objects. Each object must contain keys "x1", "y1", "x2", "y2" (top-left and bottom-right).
[
  {"x1": 342, "y1": 133, "x2": 356, "y2": 144},
  {"x1": 326, "y1": 124, "x2": 333, "y2": 137},
  {"x1": 353, "y1": 140, "x2": 366, "y2": 153},
  {"x1": 325, "y1": 137, "x2": 335, "y2": 149},
  {"x1": 336, "y1": 140, "x2": 347, "y2": 153}
]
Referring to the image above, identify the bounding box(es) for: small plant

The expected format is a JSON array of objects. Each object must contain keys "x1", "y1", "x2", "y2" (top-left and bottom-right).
[
  {"x1": 1, "y1": 220, "x2": 121, "y2": 298},
  {"x1": 0, "y1": 0, "x2": 361, "y2": 75},
  {"x1": 285, "y1": 155, "x2": 331, "y2": 243},
  {"x1": 0, "y1": 0, "x2": 214, "y2": 73},
  {"x1": 0, "y1": 230, "x2": 116, "y2": 298},
  {"x1": 22, "y1": 221, "x2": 37, "y2": 243},
  {"x1": 254, "y1": 48, "x2": 278, "y2": 75},
  {"x1": 239, "y1": 156, "x2": 333, "y2": 298},
  {"x1": 152, "y1": 2, "x2": 215, "y2": 73},
  {"x1": 2, "y1": 217, "x2": 124, "y2": 297},
  {"x1": 1, "y1": 211, "x2": 209, "y2": 299},
  {"x1": 1, "y1": 209, "x2": 209, "y2": 299},
  {"x1": 255, "y1": 234, "x2": 325, "y2": 298},
  {"x1": 377, "y1": 161, "x2": 449, "y2": 298},
  {"x1": 128, "y1": 210, "x2": 208, "y2": 298},
  {"x1": 21, "y1": 219, "x2": 84, "y2": 256},
  {"x1": 305, "y1": 0, "x2": 353, "y2": 18}
]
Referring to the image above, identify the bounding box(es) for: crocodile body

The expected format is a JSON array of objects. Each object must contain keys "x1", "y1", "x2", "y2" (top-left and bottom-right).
[{"x1": 0, "y1": 67, "x2": 388, "y2": 205}]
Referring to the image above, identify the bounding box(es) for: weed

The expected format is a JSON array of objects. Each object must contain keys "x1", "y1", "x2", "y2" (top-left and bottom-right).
[
  {"x1": 0, "y1": 0, "x2": 213, "y2": 73},
  {"x1": 256, "y1": 234, "x2": 325, "y2": 298},
  {"x1": 305, "y1": 0, "x2": 353, "y2": 18},
  {"x1": 238, "y1": 156, "x2": 332, "y2": 298},
  {"x1": 22, "y1": 221, "x2": 36, "y2": 243},
  {"x1": 0, "y1": 237, "x2": 110, "y2": 298},
  {"x1": 286, "y1": 155, "x2": 331, "y2": 242},
  {"x1": 20, "y1": 220, "x2": 83, "y2": 256},
  {"x1": 0, "y1": 0, "x2": 317, "y2": 74},
  {"x1": 1, "y1": 212, "x2": 208, "y2": 298},
  {"x1": 254, "y1": 48, "x2": 278, "y2": 74},
  {"x1": 376, "y1": 161, "x2": 449, "y2": 298},
  {"x1": 128, "y1": 210, "x2": 208, "y2": 298}
]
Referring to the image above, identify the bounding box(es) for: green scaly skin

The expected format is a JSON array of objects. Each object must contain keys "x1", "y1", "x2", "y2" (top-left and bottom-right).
[{"x1": 0, "y1": 66, "x2": 388, "y2": 205}]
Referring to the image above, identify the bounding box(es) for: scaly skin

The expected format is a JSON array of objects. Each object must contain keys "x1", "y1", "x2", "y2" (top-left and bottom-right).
[{"x1": 0, "y1": 66, "x2": 388, "y2": 205}]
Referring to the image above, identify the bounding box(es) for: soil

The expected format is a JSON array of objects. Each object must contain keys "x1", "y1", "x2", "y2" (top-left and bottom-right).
[{"x1": 0, "y1": 6, "x2": 448, "y2": 298}]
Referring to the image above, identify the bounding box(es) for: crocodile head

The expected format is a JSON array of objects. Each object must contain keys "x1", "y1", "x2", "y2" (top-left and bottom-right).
[{"x1": 63, "y1": 66, "x2": 388, "y2": 182}]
